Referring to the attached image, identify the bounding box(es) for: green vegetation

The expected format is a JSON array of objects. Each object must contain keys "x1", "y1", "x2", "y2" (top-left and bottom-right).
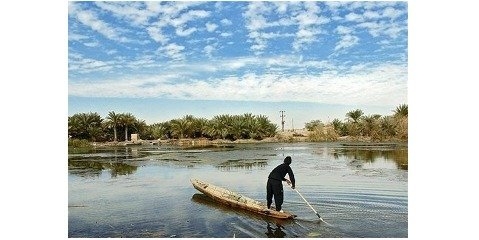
[
  {"x1": 306, "y1": 104, "x2": 408, "y2": 142},
  {"x1": 68, "y1": 104, "x2": 407, "y2": 143},
  {"x1": 68, "y1": 113, "x2": 277, "y2": 142},
  {"x1": 69, "y1": 111, "x2": 148, "y2": 142}
]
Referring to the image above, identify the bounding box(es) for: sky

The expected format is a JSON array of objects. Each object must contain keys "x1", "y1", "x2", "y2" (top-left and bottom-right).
[{"x1": 68, "y1": 1, "x2": 408, "y2": 128}]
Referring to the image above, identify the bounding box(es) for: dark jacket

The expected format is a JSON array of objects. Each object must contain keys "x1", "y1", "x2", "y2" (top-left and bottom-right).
[{"x1": 268, "y1": 163, "x2": 295, "y2": 188}]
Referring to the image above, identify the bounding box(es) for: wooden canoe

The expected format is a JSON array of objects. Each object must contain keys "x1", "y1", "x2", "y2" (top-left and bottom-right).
[{"x1": 190, "y1": 179, "x2": 296, "y2": 219}]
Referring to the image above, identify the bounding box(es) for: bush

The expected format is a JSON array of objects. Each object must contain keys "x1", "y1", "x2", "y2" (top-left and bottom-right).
[{"x1": 308, "y1": 125, "x2": 339, "y2": 142}]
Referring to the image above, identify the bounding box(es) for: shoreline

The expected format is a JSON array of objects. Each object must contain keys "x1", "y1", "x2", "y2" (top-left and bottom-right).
[{"x1": 86, "y1": 130, "x2": 407, "y2": 148}]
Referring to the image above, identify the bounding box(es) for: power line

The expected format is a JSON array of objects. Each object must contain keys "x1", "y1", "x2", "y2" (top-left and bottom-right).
[{"x1": 279, "y1": 110, "x2": 285, "y2": 132}]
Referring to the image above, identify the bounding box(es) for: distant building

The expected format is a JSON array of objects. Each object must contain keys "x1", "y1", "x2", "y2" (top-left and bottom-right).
[{"x1": 131, "y1": 134, "x2": 139, "y2": 142}]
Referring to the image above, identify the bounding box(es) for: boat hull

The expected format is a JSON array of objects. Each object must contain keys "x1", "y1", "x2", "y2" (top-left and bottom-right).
[{"x1": 191, "y1": 179, "x2": 295, "y2": 219}]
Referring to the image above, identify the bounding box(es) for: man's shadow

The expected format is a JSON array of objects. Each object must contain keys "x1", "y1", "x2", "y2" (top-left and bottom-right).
[{"x1": 265, "y1": 222, "x2": 286, "y2": 238}]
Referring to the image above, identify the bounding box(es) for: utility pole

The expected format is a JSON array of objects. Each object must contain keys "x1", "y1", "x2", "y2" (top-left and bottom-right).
[{"x1": 280, "y1": 110, "x2": 286, "y2": 132}]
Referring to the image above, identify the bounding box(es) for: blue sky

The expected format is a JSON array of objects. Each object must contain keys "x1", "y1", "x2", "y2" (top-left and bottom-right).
[{"x1": 68, "y1": 1, "x2": 408, "y2": 128}]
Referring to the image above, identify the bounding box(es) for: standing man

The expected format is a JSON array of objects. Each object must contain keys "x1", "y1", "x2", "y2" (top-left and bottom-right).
[{"x1": 267, "y1": 156, "x2": 295, "y2": 212}]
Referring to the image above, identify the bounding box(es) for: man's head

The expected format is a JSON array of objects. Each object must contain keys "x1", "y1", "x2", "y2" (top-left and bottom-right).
[{"x1": 284, "y1": 156, "x2": 292, "y2": 165}]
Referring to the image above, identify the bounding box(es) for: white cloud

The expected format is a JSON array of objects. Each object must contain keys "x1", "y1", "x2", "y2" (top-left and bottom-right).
[
  {"x1": 333, "y1": 25, "x2": 359, "y2": 52},
  {"x1": 334, "y1": 34, "x2": 359, "y2": 51},
  {"x1": 175, "y1": 27, "x2": 197, "y2": 37},
  {"x1": 69, "y1": 62, "x2": 407, "y2": 106},
  {"x1": 357, "y1": 21, "x2": 382, "y2": 37},
  {"x1": 68, "y1": 33, "x2": 88, "y2": 41},
  {"x1": 292, "y1": 2, "x2": 328, "y2": 51},
  {"x1": 106, "y1": 49, "x2": 118, "y2": 55},
  {"x1": 83, "y1": 41, "x2": 100, "y2": 47},
  {"x1": 335, "y1": 25, "x2": 353, "y2": 35},
  {"x1": 94, "y1": 1, "x2": 158, "y2": 26},
  {"x1": 203, "y1": 44, "x2": 216, "y2": 58},
  {"x1": 69, "y1": 53, "x2": 115, "y2": 73},
  {"x1": 72, "y1": 6, "x2": 129, "y2": 43},
  {"x1": 220, "y1": 32, "x2": 233, "y2": 37},
  {"x1": 274, "y1": 2, "x2": 289, "y2": 14},
  {"x1": 220, "y1": 18, "x2": 232, "y2": 26},
  {"x1": 293, "y1": 27, "x2": 321, "y2": 51},
  {"x1": 345, "y1": 12, "x2": 364, "y2": 22},
  {"x1": 205, "y1": 22, "x2": 218, "y2": 32},
  {"x1": 384, "y1": 23, "x2": 407, "y2": 39},
  {"x1": 243, "y1": 2, "x2": 318, "y2": 54},
  {"x1": 68, "y1": 1, "x2": 79, "y2": 16},
  {"x1": 364, "y1": 10, "x2": 381, "y2": 19},
  {"x1": 357, "y1": 20, "x2": 406, "y2": 39},
  {"x1": 243, "y1": 2, "x2": 274, "y2": 54},
  {"x1": 147, "y1": 26, "x2": 169, "y2": 44},
  {"x1": 383, "y1": 7, "x2": 405, "y2": 20},
  {"x1": 169, "y1": 10, "x2": 210, "y2": 27},
  {"x1": 93, "y1": 2, "x2": 211, "y2": 45},
  {"x1": 125, "y1": 55, "x2": 159, "y2": 69},
  {"x1": 159, "y1": 43, "x2": 185, "y2": 61}
]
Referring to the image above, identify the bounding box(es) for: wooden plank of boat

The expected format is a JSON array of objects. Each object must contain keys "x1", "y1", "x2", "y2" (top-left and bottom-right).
[{"x1": 190, "y1": 179, "x2": 296, "y2": 219}]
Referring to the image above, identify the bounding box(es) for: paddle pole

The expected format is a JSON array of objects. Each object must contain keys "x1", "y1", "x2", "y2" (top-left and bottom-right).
[
  {"x1": 294, "y1": 188, "x2": 322, "y2": 220},
  {"x1": 287, "y1": 182, "x2": 328, "y2": 224}
]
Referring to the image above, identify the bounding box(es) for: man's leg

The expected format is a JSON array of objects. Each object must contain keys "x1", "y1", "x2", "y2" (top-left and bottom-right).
[
  {"x1": 273, "y1": 181, "x2": 284, "y2": 211},
  {"x1": 266, "y1": 179, "x2": 273, "y2": 209}
]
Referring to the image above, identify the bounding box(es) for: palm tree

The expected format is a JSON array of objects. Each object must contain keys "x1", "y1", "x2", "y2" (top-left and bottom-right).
[
  {"x1": 345, "y1": 109, "x2": 364, "y2": 137},
  {"x1": 132, "y1": 119, "x2": 147, "y2": 138},
  {"x1": 361, "y1": 115, "x2": 380, "y2": 138},
  {"x1": 182, "y1": 115, "x2": 196, "y2": 138},
  {"x1": 230, "y1": 116, "x2": 246, "y2": 140},
  {"x1": 106, "y1": 111, "x2": 120, "y2": 142},
  {"x1": 305, "y1": 120, "x2": 323, "y2": 131},
  {"x1": 170, "y1": 117, "x2": 192, "y2": 139},
  {"x1": 380, "y1": 116, "x2": 396, "y2": 137},
  {"x1": 68, "y1": 112, "x2": 103, "y2": 141},
  {"x1": 346, "y1": 109, "x2": 364, "y2": 123},
  {"x1": 242, "y1": 113, "x2": 257, "y2": 139},
  {"x1": 205, "y1": 116, "x2": 227, "y2": 139},
  {"x1": 192, "y1": 117, "x2": 208, "y2": 138},
  {"x1": 254, "y1": 115, "x2": 277, "y2": 139},
  {"x1": 394, "y1": 104, "x2": 408, "y2": 118},
  {"x1": 120, "y1": 113, "x2": 136, "y2": 141},
  {"x1": 210, "y1": 114, "x2": 234, "y2": 139},
  {"x1": 149, "y1": 122, "x2": 168, "y2": 139}
]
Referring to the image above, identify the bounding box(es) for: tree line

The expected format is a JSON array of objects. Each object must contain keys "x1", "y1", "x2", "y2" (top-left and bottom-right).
[
  {"x1": 68, "y1": 112, "x2": 278, "y2": 142},
  {"x1": 68, "y1": 104, "x2": 408, "y2": 144},
  {"x1": 304, "y1": 104, "x2": 408, "y2": 142}
]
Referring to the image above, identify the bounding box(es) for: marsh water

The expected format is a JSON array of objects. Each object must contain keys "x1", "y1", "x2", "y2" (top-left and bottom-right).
[{"x1": 68, "y1": 142, "x2": 408, "y2": 238}]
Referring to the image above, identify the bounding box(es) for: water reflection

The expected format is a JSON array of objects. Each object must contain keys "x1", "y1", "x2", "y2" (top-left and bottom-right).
[
  {"x1": 69, "y1": 147, "x2": 148, "y2": 161},
  {"x1": 191, "y1": 194, "x2": 290, "y2": 225},
  {"x1": 265, "y1": 223, "x2": 286, "y2": 238},
  {"x1": 330, "y1": 146, "x2": 408, "y2": 170},
  {"x1": 216, "y1": 159, "x2": 268, "y2": 171},
  {"x1": 68, "y1": 160, "x2": 138, "y2": 178}
]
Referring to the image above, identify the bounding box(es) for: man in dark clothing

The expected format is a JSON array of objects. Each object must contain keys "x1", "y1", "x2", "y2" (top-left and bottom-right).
[{"x1": 267, "y1": 156, "x2": 295, "y2": 212}]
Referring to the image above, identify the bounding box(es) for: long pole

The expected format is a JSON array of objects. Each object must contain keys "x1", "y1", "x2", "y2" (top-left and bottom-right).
[
  {"x1": 287, "y1": 182, "x2": 328, "y2": 224},
  {"x1": 293, "y1": 188, "x2": 322, "y2": 220}
]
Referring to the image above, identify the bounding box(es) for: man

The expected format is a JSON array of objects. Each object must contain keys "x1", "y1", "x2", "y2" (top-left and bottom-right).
[{"x1": 267, "y1": 156, "x2": 295, "y2": 212}]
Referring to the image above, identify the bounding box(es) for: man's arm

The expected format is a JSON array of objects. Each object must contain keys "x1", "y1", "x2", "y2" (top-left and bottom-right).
[{"x1": 288, "y1": 167, "x2": 295, "y2": 188}]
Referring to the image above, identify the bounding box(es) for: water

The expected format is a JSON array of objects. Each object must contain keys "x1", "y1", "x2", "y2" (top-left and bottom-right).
[{"x1": 68, "y1": 142, "x2": 408, "y2": 238}]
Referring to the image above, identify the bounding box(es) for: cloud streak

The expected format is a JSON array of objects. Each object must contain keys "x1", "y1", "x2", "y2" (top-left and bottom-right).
[{"x1": 69, "y1": 59, "x2": 406, "y2": 106}]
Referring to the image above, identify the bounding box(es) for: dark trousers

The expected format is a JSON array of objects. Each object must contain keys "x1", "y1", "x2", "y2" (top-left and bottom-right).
[{"x1": 266, "y1": 178, "x2": 284, "y2": 211}]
